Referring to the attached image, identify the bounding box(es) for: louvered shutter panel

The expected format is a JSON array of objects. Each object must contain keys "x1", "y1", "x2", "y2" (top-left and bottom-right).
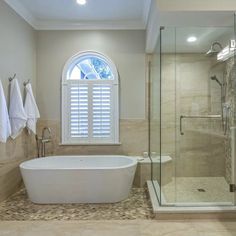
[
  {"x1": 69, "y1": 84, "x2": 89, "y2": 138},
  {"x1": 92, "y1": 85, "x2": 112, "y2": 139}
]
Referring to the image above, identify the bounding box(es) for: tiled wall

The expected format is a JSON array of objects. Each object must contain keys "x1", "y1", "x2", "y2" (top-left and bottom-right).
[
  {"x1": 37, "y1": 119, "x2": 149, "y2": 188},
  {"x1": 0, "y1": 132, "x2": 36, "y2": 202},
  {"x1": 223, "y1": 58, "x2": 235, "y2": 183},
  {"x1": 161, "y1": 54, "x2": 226, "y2": 178},
  {"x1": 37, "y1": 119, "x2": 148, "y2": 157}
]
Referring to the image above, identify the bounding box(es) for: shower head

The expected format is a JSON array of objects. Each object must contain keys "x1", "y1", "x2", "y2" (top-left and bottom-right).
[
  {"x1": 206, "y1": 42, "x2": 223, "y2": 56},
  {"x1": 210, "y1": 75, "x2": 222, "y2": 87}
]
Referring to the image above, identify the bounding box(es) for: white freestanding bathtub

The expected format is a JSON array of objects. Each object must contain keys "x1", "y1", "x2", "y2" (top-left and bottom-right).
[{"x1": 20, "y1": 155, "x2": 137, "y2": 204}]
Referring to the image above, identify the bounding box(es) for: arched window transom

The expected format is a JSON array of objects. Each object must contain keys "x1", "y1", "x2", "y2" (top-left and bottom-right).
[{"x1": 68, "y1": 55, "x2": 114, "y2": 80}]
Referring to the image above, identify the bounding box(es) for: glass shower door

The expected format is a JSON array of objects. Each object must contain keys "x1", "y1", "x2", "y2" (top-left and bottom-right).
[
  {"x1": 232, "y1": 12, "x2": 236, "y2": 205},
  {"x1": 149, "y1": 28, "x2": 161, "y2": 203},
  {"x1": 150, "y1": 27, "x2": 177, "y2": 205},
  {"x1": 150, "y1": 22, "x2": 236, "y2": 207}
]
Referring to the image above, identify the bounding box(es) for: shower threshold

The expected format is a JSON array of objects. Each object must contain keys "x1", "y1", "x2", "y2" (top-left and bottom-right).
[{"x1": 147, "y1": 181, "x2": 236, "y2": 216}]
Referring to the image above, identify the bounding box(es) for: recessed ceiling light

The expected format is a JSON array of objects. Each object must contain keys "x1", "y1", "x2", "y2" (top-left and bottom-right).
[
  {"x1": 76, "y1": 0, "x2": 86, "y2": 5},
  {"x1": 187, "y1": 36, "x2": 197, "y2": 43}
]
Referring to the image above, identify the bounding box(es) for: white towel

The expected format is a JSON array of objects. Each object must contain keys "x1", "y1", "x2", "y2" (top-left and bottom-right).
[
  {"x1": 0, "y1": 80, "x2": 11, "y2": 142},
  {"x1": 24, "y1": 83, "x2": 40, "y2": 134},
  {"x1": 9, "y1": 78, "x2": 27, "y2": 139}
]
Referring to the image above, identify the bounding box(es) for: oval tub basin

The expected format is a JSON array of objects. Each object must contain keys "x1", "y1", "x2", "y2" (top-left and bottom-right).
[{"x1": 20, "y1": 155, "x2": 137, "y2": 204}]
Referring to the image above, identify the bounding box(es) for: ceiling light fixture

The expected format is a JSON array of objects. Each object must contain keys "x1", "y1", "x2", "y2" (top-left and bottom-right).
[
  {"x1": 217, "y1": 40, "x2": 236, "y2": 61},
  {"x1": 187, "y1": 36, "x2": 197, "y2": 43},
  {"x1": 76, "y1": 0, "x2": 86, "y2": 5}
]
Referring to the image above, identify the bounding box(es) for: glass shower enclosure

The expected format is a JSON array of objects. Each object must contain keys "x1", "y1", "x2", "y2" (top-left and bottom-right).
[{"x1": 150, "y1": 20, "x2": 236, "y2": 206}]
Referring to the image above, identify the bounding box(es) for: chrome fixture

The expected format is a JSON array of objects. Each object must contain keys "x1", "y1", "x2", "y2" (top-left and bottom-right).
[
  {"x1": 35, "y1": 134, "x2": 40, "y2": 158},
  {"x1": 230, "y1": 127, "x2": 236, "y2": 192},
  {"x1": 223, "y1": 103, "x2": 232, "y2": 135},
  {"x1": 210, "y1": 75, "x2": 222, "y2": 87},
  {"x1": 206, "y1": 42, "x2": 223, "y2": 56},
  {"x1": 23, "y1": 79, "x2": 30, "y2": 86},
  {"x1": 42, "y1": 127, "x2": 52, "y2": 140},
  {"x1": 41, "y1": 127, "x2": 52, "y2": 157},
  {"x1": 180, "y1": 115, "x2": 222, "y2": 135},
  {"x1": 35, "y1": 127, "x2": 52, "y2": 157},
  {"x1": 210, "y1": 75, "x2": 227, "y2": 133},
  {"x1": 211, "y1": 75, "x2": 224, "y2": 118},
  {"x1": 8, "y1": 73, "x2": 16, "y2": 82}
]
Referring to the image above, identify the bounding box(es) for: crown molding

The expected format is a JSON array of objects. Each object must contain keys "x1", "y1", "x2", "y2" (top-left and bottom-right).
[
  {"x1": 34, "y1": 20, "x2": 146, "y2": 30},
  {"x1": 4, "y1": 0, "x2": 37, "y2": 28}
]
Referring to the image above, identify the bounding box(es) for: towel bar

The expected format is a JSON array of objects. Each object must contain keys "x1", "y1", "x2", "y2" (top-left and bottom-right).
[{"x1": 180, "y1": 115, "x2": 222, "y2": 135}]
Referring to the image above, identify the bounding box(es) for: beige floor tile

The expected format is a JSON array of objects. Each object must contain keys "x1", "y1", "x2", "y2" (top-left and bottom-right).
[
  {"x1": 0, "y1": 221, "x2": 140, "y2": 236},
  {"x1": 192, "y1": 221, "x2": 236, "y2": 236},
  {"x1": 141, "y1": 220, "x2": 199, "y2": 236},
  {"x1": 192, "y1": 220, "x2": 236, "y2": 231},
  {"x1": 197, "y1": 232, "x2": 236, "y2": 236},
  {"x1": 0, "y1": 220, "x2": 236, "y2": 236}
]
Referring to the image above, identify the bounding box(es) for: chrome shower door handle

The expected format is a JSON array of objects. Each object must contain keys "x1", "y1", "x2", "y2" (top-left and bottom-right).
[
  {"x1": 180, "y1": 115, "x2": 222, "y2": 136},
  {"x1": 180, "y1": 115, "x2": 184, "y2": 135}
]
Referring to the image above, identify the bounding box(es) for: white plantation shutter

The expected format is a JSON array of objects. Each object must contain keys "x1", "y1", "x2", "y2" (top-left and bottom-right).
[
  {"x1": 69, "y1": 85, "x2": 89, "y2": 138},
  {"x1": 62, "y1": 51, "x2": 119, "y2": 145},
  {"x1": 92, "y1": 85, "x2": 112, "y2": 138},
  {"x1": 63, "y1": 81, "x2": 118, "y2": 144}
]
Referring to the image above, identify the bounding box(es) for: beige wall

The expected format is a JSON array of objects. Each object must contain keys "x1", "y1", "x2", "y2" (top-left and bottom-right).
[
  {"x1": 36, "y1": 30, "x2": 146, "y2": 120},
  {"x1": 157, "y1": 0, "x2": 236, "y2": 11},
  {"x1": 0, "y1": 1, "x2": 36, "y2": 95},
  {"x1": 36, "y1": 30, "x2": 148, "y2": 156},
  {"x1": 0, "y1": 1, "x2": 37, "y2": 201}
]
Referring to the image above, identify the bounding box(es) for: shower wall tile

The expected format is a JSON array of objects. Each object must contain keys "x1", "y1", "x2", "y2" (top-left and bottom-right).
[
  {"x1": 224, "y1": 58, "x2": 235, "y2": 184},
  {"x1": 161, "y1": 54, "x2": 226, "y2": 178},
  {"x1": 0, "y1": 160, "x2": 22, "y2": 202}
]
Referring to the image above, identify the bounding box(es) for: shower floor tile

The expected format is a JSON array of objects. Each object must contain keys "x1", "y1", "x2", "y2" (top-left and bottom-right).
[
  {"x1": 0, "y1": 188, "x2": 154, "y2": 221},
  {"x1": 162, "y1": 177, "x2": 234, "y2": 204}
]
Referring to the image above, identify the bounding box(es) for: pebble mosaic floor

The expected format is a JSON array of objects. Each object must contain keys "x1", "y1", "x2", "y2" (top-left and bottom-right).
[{"x1": 0, "y1": 188, "x2": 154, "y2": 221}]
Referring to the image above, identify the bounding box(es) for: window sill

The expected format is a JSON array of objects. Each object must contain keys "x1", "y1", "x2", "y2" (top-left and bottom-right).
[{"x1": 59, "y1": 143, "x2": 122, "y2": 146}]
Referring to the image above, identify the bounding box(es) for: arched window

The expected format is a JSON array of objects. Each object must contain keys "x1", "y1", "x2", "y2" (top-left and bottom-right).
[{"x1": 61, "y1": 51, "x2": 119, "y2": 144}]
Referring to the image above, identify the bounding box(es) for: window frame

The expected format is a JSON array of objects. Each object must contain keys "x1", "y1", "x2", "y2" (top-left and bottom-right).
[{"x1": 61, "y1": 51, "x2": 119, "y2": 145}]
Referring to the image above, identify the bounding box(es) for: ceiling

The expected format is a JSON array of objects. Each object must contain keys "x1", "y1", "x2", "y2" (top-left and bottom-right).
[
  {"x1": 4, "y1": 0, "x2": 151, "y2": 30},
  {"x1": 162, "y1": 27, "x2": 234, "y2": 53},
  {"x1": 5, "y1": 0, "x2": 235, "y2": 53}
]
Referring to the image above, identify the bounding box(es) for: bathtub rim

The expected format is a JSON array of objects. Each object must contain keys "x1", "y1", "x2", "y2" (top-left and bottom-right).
[{"x1": 20, "y1": 155, "x2": 137, "y2": 171}]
